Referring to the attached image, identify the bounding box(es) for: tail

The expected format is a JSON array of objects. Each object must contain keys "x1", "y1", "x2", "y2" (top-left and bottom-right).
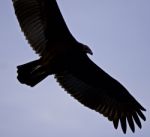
[{"x1": 17, "y1": 59, "x2": 49, "y2": 87}]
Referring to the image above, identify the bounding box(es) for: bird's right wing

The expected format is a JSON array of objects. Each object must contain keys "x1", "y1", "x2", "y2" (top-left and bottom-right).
[{"x1": 12, "y1": 0, "x2": 76, "y2": 56}]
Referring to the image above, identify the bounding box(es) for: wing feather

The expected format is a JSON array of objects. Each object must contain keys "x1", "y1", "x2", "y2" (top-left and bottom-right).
[
  {"x1": 54, "y1": 58, "x2": 146, "y2": 133},
  {"x1": 12, "y1": 0, "x2": 47, "y2": 55},
  {"x1": 127, "y1": 113, "x2": 135, "y2": 132},
  {"x1": 12, "y1": 0, "x2": 76, "y2": 55}
]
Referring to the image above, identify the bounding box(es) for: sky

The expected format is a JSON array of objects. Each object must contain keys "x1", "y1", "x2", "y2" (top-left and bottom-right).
[{"x1": 0, "y1": 0, "x2": 150, "y2": 137}]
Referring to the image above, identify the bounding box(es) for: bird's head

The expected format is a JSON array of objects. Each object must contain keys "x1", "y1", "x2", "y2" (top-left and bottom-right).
[{"x1": 82, "y1": 44, "x2": 93, "y2": 55}]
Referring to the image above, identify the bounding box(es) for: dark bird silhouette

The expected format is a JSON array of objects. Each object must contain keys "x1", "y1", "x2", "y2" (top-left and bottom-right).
[{"x1": 12, "y1": 0, "x2": 146, "y2": 133}]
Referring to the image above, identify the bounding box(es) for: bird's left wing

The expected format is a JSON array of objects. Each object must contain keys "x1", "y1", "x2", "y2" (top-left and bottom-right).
[{"x1": 54, "y1": 55, "x2": 146, "y2": 133}]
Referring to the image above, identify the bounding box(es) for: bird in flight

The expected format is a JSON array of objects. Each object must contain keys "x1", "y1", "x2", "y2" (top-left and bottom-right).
[{"x1": 12, "y1": 0, "x2": 146, "y2": 133}]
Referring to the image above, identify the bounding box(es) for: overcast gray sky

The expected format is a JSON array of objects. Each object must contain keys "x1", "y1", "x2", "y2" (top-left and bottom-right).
[{"x1": 0, "y1": 0, "x2": 150, "y2": 137}]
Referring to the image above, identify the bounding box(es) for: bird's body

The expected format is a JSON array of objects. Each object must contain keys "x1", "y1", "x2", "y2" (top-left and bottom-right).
[{"x1": 12, "y1": 0, "x2": 146, "y2": 133}]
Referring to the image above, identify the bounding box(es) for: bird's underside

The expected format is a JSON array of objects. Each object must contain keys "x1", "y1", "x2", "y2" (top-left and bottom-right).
[{"x1": 12, "y1": 0, "x2": 146, "y2": 134}]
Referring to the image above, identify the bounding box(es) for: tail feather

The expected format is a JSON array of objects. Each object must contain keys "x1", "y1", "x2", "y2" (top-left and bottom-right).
[{"x1": 17, "y1": 59, "x2": 49, "y2": 87}]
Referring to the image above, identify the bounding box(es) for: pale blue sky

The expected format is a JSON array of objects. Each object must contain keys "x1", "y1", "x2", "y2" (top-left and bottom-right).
[{"x1": 0, "y1": 0, "x2": 150, "y2": 137}]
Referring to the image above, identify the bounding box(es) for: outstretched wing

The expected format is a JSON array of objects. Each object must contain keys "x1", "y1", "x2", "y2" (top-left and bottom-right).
[
  {"x1": 12, "y1": 0, "x2": 76, "y2": 55},
  {"x1": 55, "y1": 54, "x2": 146, "y2": 133}
]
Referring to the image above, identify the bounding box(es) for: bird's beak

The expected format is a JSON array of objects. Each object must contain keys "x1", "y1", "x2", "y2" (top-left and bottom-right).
[
  {"x1": 83, "y1": 44, "x2": 93, "y2": 55},
  {"x1": 88, "y1": 48, "x2": 93, "y2": 55}
]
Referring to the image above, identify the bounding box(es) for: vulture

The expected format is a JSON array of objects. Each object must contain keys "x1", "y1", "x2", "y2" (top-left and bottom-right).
[{"x1": 12, "y1": 0, "x2": 146, "y2": 133}]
